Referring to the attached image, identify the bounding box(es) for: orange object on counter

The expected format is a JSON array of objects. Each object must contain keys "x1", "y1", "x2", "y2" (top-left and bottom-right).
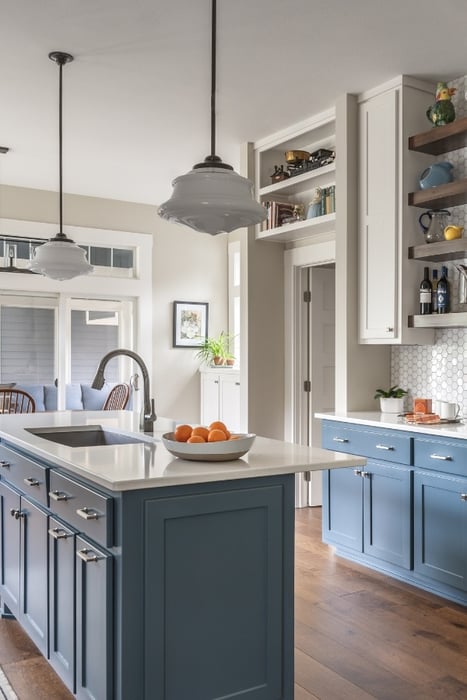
[{"x1": 413, "y1": 398, "x2": 432, "y2": 414}]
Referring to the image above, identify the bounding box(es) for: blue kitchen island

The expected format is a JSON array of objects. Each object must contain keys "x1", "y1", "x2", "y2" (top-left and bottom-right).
[{"x1": 0, "y1": 411, "x2": 364, "y2": 700}]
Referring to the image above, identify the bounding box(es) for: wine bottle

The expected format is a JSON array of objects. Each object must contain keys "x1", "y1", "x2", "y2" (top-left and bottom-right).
[
  {"x1": 437, "y1": 266, "x2": 450, "y2": 314},
  {"x1": 431, "y1": 269, "x2": 438, "y2": 313},
  {"x1": 419, "y1": 266, "x2": 432, "y2": 314}
]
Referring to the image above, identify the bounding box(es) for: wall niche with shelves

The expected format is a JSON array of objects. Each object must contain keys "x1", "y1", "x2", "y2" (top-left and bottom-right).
[
  {"x1": 407, "y1": 117, "x2": 467, "y2": 328},
  {"x1": 254, "y1": 109, "x2": 336, "y2": 243}
]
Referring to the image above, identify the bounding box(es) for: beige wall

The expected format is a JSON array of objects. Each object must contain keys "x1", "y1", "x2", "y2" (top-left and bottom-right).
[{"x1": 0, "y1": 185, "x2": 229, "y2": 424}]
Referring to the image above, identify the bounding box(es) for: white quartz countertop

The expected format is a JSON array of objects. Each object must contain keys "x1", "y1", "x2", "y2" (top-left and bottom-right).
[
  {"x1": 316, "y1": 411, "x2": 467, "y2": 440},
  {"x1": 0, "y1": 411, "x2": 366, "y2": 491}
]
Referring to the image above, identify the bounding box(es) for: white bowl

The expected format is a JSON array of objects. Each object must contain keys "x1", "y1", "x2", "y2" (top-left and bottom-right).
[{"x1": 161, "y1": 432, "x2": 256, "y2": 461}]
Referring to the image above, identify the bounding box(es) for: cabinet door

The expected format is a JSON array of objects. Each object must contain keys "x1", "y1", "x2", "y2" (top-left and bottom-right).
[
  {"x1": 363, "y1": 461, "x2": 412, "y2": 569},
  {"x1": 322, "y1": 467, "x2": 363, "y2": 551},
  {"x1": 75, "y1": 535, "x2": 113, "y2": 700},
  {"x1": 200, "y1": 373, "x2": 220, "y2": 426},
  {"x1": 48, "y1": 516, "x2": 76, "y2": 694},
  {"x1": 359, "y1": 89, "x2": 398, "y2": 342},
  {"x1": 19, "y1": 494, "x2": 48, "y2": 655},
  {"x1": 219, "y1": 373, "x2": 241, "y2": 432},
  {"x1": 414, "y1": 471, "x2": 467, "y2": 590},
  {"x1": 0, "y1": 481, "x2": 20, "y2": 616}
]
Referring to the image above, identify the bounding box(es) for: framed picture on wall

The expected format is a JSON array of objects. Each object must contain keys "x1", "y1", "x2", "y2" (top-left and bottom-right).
[{"x1": 173, "y1": 301, "x2": 209, "y2": 347}]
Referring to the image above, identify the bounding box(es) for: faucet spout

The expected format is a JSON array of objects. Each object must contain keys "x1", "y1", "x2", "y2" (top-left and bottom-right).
[{"x1": 91, "y1": 349, "x2": 157, "y2": 433}]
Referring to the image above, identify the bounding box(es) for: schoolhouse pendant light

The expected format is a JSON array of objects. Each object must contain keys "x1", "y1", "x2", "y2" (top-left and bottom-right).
[
  {"x1": 29, "y1": 52, "x2": 93, "y2": 280},
  {"x1": 158, "y1": 0, "x2": 266, "y2": 235}
]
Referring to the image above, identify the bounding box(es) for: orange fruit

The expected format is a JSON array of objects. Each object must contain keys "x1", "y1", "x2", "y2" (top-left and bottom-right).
[
  {"x1": 208, "y1": 428, "x2": 227, "y2": 442},
  {"x1": 209, "y1": 421, "x2": 228, "y2": 434},
  {"x1": 187, "y1": 435, "x2": 206, "y2": 443},
  {"x1": 191, "y1": 426, "x2": 209, "y2": 441},
  {"x1": 174, "y1": 424, "x2": 192, "y2": 442}
]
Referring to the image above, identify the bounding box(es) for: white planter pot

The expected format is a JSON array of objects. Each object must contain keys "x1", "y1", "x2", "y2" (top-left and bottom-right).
[{"x1": 379, "y1": 397, "x2": 404, "y2": 414}]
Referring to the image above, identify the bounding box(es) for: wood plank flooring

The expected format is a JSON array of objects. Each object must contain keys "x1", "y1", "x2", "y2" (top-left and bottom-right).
[{"x1": 2, "y1": 506, "x2": 467, "y2": 699}]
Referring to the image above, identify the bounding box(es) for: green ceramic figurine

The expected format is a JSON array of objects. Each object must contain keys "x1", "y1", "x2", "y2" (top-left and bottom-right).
[{"x1": 426, "y1": 82, "x2": 456, "y2": 126}]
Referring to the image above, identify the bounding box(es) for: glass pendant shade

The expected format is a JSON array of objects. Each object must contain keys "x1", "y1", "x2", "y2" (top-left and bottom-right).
[
  {"x1": 29, "y1": 233, "x2": 93, "y2": 281},
  {"x1": 159, "y1": 165, "x2": 266, "y2": 235}
]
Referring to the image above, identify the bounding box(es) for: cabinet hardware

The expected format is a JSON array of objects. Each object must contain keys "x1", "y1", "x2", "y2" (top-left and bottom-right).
[
  {"x1": 0, "y1": 460, "x2": 10, "y2": 468},
  {"x1": 77, "y1": 548, "x2": 100, "y2": 563},
  {"x1": 386, "y1": 327, "x2": 394, "y2": 332},
  {"x1": 461, "y1": 494, "x2": 467, "y2": 501},
  {"x1": 48, "y1": 527, "x2": 71, "y2": 539},
  {"x1": 214, "y1": 380, "x2": 219, "y2": 384},
  {"x1": 376, "y1": 444, "x2": 394, "y2": 451},
  {"x1": 361, "y1": 471, "x2": 371, "y2": 478},
  {"x1": 235, "y1": 382, "x2": 240, "y2": 386},
  {"x1": 24, "y1": 477, "x2": 40, "y2": 487},
  {"x1": 353, "y1": 469, "x2": 362, "y2": 476},
  {"x1": 10, "y1": 508, "x2": 24, "y2": 520},
  {"x1": 333, "y1": 437, "x2": 349, "y2": 443},
  {"x1": 49, "y1": 490, "x2": 69, "y2": 501},
  {"x1": 76, "y1": 507, "x2": 99, "y2": 521},
  {"x1": 429, "y1": 453, "x2": 453, "y2": 461}
]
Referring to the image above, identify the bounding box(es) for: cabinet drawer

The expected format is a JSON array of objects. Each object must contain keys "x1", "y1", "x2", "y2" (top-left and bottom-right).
[
  {"x1": 414, "y1": 436, "x2": 467, "y2": 477},
  {"x1": 322, "y1": 422, "x2": 412, "y2": 465},
  {"x1": 0, "y1": 443, "x2": 49, "y2": 506},
  {"x1": 49, "y1": 472, "x2": 113, "y2": 548}
]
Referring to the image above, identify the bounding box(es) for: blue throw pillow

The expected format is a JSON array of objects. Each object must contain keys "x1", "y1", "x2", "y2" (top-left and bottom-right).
[
  {"x1": 16, "y1": 385, "x2": 46, "y2": 412},
  {"x1": 81, "y1": 383, "x2": 112, "y2": 410}
]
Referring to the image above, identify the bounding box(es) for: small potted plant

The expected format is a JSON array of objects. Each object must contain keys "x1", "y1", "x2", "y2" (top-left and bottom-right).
[
  {"x1": 195, "y1": 332, "x2": 235, "y2": 367},
  {"x1": 374, "y1": 385, "x2": 408, "y2": 414}
]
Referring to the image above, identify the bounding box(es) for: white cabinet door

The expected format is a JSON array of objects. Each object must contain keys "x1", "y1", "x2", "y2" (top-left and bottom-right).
[
  {"x1": 359, "y1": 89, "x2": 398, "y2": 341},
  {"x1": 200, "y1": 373, "x2": 220, "y2": 427},
  {"x1": 219, "y1": 374, "x2": 241, "y2": 433}
]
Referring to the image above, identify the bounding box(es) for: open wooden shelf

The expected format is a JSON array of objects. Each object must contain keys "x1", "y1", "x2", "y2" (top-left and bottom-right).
[
  {"x1": 408, "y1": 116, "x2": 467, "y2": 155},
  {"x1": 409, "y1": 239, "x2": 467, "y2": 262},
  {"x1": 409, "y1": 312, "x2": 467, "y2": 328},
  {"x1": 408, "y1": 178, "x2": 467, "y2": 209}
]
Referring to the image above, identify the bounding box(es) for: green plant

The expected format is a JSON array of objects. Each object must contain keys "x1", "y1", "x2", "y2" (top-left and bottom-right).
[
  {"x1": 195, "y1": 331, "x2": 235, "y2": 365},
  {"x1": 374, "y1": 385, "x2": 408, "y2": 400}
]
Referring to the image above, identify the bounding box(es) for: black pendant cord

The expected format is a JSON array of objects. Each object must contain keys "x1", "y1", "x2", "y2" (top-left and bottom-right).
[
  {"x1": 58, "y1": 59, "x2": 64, "y2": 235},
  {"x1": 210, "y1": 0, "x2": 217, "y2": 160}
]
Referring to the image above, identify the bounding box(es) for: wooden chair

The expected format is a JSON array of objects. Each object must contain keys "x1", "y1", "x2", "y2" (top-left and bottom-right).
[
  {"x1": 0, "y1": 388, "x2": 35, "y2": 414},
  {"x1": 103, "y1": 383, "x2": 130, "y2": 411}
]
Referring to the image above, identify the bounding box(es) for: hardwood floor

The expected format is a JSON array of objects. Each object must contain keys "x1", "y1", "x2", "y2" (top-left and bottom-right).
[{"x1": 2, "y1": 507, "x2": 467, "y2": 699}]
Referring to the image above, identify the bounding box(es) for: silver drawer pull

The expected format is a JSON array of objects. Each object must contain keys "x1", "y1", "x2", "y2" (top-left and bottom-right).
[
  {"x1": 49, "y1": 490, "x2": 69, "y2": 501},
  {"x1": 10, "y1": 508, "x2": 25, "y2": 520},
  {"x1": 24, "y1": 477, "x2": 40, "y2": 487},
  {"x1": 361, "y1": 471, "x2": 370, "y2": 478},
  {"x1": 0, "y1": 460, "x2": 10, "y2": 468},
  {"x1": 77, "y1": 548, "x2": 100, "y2": 563},
  {"x1": 353, "y1": 469, "x2": 362, "y2": 476},
  {"x1": 333, "y1": 437, "x2": 349, "y2": 443},
  {"x1": 76, "y1": 507, "x2": 99, "y2": 521},
  {"x1": 461, "y1": 494, "x2": 467, "y2": 501},
  {"x1": 48, "y1": 527, "x2": 71, "y2": 540},
  {"x1": 429, "y1": 453, "x2": 453, "y2": 461},
  {"x1": 376, "y1": 444, "x2": 394, "y2": 451}
]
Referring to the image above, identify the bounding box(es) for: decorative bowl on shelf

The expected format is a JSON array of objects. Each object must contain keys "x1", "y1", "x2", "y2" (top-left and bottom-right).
[
  {"x1": 161, "y1": 433, "x2": 256, "y2": 462},
  {"x1": 284, "y1": 150, "x2": 310, "y2": 165}
]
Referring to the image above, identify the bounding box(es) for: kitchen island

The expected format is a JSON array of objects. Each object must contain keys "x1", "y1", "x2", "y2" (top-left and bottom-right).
[{"x1": 0, "y1": 411, "x2": 365, "y2": 700}]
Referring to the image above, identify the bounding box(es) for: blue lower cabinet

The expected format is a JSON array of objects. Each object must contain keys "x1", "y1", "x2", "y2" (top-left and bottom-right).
[
  {"x1": 323, "y1": 467, "x2": 363, "y2": 551},
  {"x1": 143, "y1": 482, "x2": 293, "y2": 700},
  {"x1": 0, "y1": 481, "x2": 21, "y2": 616},
  {"x1": 363, "y1": 461, "x2": 412, "y2": 569},
  {"x1": 75, "y1": 535, "x2": 113, "y2": 700},
  {"x1": 414, "y1": 470, "x2": 467, "y2": 590},
  {"x1": 48, "y1": 516, "x2": 77, "y2": 694}
]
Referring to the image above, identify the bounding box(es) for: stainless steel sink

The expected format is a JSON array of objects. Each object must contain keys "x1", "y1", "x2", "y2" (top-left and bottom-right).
[{"x1": 26, "y1": 425, "x2": 145, "y2": 447}]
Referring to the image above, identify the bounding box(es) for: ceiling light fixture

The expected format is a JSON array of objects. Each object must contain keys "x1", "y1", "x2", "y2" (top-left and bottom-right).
[
  {"x1": 158, "y1": 0, "x2": 266, "y2": 235},
  {"x1": 29, "y1": 52, "x2": 93, "y2": 280}
]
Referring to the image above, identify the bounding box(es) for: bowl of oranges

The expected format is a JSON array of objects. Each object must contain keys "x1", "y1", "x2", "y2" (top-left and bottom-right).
[{"x1": 162, "y1": 421, "x2": 256, "y2": 461}]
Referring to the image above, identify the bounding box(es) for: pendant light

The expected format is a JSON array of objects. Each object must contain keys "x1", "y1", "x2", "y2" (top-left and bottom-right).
[
  {"x1": 158, "y1": 0, "x2": 266, "y2": 235},
  {"x1": 29, "y1": 52, "x2": 93, "y2": 280}
]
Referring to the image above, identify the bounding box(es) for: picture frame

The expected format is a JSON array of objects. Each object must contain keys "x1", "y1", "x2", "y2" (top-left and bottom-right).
[{"x1": 173, "y1": 301, "x2": 209, "y2": 348}]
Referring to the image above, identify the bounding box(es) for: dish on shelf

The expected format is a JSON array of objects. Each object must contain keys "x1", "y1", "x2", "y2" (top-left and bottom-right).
[{"x1": 161, "y1": 432, "x2": 256, "y2": 462}]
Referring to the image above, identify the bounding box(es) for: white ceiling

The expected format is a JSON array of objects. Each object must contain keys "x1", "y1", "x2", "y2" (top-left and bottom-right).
[{"x1": 2, "y1": 0, "x2": 467, "y2": 207}]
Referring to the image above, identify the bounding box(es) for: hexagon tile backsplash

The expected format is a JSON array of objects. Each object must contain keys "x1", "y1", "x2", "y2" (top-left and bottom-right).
[{"x1": 391, "y1": 74, "x2": 467, "y2": 417}]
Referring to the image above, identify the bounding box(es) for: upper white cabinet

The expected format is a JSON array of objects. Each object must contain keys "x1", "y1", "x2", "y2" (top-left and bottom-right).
[
  {"x1": 254, "y1": 110, "x2": 337, "y2": 244},
  {"x1": 358, "y1": 76, "x2": 435, "y2": 345}
]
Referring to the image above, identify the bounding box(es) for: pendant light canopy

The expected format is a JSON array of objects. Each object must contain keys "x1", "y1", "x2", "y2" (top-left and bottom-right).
[
  {"x1": 158, "y1": 0, "x2": 266, "y2": 235},
  {"x1": 29, "y1": 51, "x2": 93, "y2": 281}
]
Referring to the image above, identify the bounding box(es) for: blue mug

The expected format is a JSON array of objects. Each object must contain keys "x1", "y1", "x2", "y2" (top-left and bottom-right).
[{"x1": 419, "y1": 162, "x2": 453, "y2": 189}]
